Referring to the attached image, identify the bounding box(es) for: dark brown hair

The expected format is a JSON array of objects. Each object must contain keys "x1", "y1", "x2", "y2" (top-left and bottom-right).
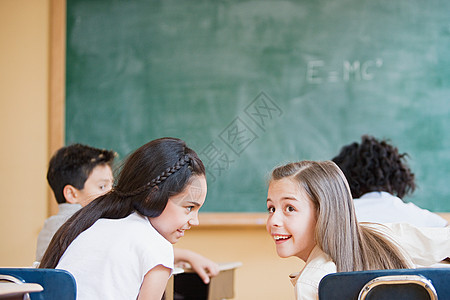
[{"x1": 40, "y1": 137, "x2": 205, "y2": 269}]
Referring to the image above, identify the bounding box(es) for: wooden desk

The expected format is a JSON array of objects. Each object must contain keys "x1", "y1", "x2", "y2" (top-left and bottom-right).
[{"x1": 166, "y1": 262, "x2": 242, "y2": 300}]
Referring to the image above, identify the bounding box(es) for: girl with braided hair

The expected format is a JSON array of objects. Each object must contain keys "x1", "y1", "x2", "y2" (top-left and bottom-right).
[{"x1": 40, "y1": 137, "x2": 208, "y2": 300}]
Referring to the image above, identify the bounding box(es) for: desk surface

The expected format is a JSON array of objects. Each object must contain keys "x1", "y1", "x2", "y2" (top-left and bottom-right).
[
  {"x1": 174, "y1": 261, "x2": 243, "y2": 275},
  {"x1": 0, "y1": 282, "x2": 43, "y2": 296}
]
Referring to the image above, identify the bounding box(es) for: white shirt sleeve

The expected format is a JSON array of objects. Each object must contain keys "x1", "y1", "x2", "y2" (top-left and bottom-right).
[{"x1": 385, "y1": 223, "x2": 450, "y2": 266}]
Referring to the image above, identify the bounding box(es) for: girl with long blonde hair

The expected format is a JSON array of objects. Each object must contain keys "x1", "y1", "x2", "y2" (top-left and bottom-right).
[{"x1": 266, "y1": 160, "x2": 449, "y2": 300}]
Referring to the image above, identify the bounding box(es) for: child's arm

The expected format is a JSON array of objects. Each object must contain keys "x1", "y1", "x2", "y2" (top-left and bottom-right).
[
  {"x1": 386, "y1": 223, "x2": 450, "y2": 266},
  {"x1": 174, "y1": 248, "x2": 220, "y2": 284},
  {"x1": 137, "y1": 264, "x2": 171, "y2": 300}
]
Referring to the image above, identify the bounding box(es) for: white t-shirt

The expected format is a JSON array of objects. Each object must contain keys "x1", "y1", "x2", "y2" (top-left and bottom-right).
[
  {"x1": 56, "y1": 212, "x2": 174, "y2": 300},
  {"x1": 354, "y1": 192, "x2": 448, "y2": 227}
]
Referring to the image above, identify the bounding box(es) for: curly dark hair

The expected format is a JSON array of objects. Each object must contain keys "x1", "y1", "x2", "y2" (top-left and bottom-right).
[{"x1": 332, "y1": 135, "x2": 416, "y2": 199}]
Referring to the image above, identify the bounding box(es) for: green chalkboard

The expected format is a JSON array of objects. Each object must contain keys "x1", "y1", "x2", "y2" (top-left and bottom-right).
[{"x1": 66, "y1": 0, "x2": 450, "y2": 212}]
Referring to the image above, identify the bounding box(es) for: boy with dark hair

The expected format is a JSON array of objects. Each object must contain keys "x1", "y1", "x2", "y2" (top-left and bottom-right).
[{"x1": 36, "y1": 144, "x2": 115, "y2": 261}]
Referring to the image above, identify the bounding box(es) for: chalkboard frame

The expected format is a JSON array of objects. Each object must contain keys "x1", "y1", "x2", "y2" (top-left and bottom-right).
[{"x1": 51, "y1": 0, "x2": 450, "y2": 222}]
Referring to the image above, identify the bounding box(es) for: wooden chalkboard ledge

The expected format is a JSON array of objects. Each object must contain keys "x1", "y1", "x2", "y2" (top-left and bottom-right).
[
  {"x1": 196, "y1": 212, "x2": 450, "y2": 227},
  {"x1": 198, "y1": 213, "x2": 267, "y2": 228}
]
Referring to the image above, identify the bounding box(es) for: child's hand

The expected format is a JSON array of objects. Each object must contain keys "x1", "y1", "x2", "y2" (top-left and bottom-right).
[
  {"x1": 174, "y1": 248, "x2": 220, "y2": 284},
  {"x1": 187, "y1": 253, "x2": 220, "y2": 284}
]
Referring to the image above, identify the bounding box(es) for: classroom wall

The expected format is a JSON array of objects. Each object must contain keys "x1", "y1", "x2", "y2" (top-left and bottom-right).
[{"x1": 0, "y1": 0, "x2": 49, "y2": 267}]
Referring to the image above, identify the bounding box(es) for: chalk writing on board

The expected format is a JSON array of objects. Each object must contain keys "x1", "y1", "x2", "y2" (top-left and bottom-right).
[
  {"x1": 199, "y1": 92, "x2": 283, "y2": 182},
  {"x1": 306, "y1": 59, "x2": 384, "y2": 84}
]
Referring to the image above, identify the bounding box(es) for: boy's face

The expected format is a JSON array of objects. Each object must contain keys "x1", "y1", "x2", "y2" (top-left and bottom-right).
[
  {"x1": 149, "y1": 175, "x2": 207, "y2": 244},
  {"x1": 74, "y1": 164, "x2": 114, "y2": 207}
]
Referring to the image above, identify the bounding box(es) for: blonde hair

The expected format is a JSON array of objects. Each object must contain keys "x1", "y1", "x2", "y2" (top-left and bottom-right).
[{"x1": 271, "y1": 160, "x2": 410, "y2": 272}]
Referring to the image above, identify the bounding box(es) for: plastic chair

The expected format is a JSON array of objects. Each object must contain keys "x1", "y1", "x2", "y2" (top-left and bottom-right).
[
  {"x1": 0, "y1": 268, "x2": 76, "y2": 300},
  {"x1": 318, "y1": 268, "x2": 450, "y2": 300}
]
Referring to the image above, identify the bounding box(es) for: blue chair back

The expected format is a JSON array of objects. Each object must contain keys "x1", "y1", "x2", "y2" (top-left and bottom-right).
[
  {"x1": 0, "y1": 268, "x2": 76, "y2": 300},
  {"x1": 319, "y1": 268, "x2": 450, "y2": 300}
]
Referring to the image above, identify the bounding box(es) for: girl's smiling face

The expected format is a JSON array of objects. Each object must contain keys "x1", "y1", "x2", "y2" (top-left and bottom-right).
[
  {"x1": 266, "y1": 177, "x2": 318, "y2": 261},
  {"x1": 149, "y1": 175, "x2": 207, "y2": 244}
]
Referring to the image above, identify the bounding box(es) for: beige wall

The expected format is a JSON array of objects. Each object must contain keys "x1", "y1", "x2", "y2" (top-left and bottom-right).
[{"x1": 0, "y1": 0, "x2": 49, "y2": 267}]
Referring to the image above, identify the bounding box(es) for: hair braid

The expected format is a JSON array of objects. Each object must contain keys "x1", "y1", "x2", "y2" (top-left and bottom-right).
[
  {"x1": 150, "y1": 154, "x2": 190, "y2": 187},
  {"x1": 113, "y1": 154, "x2": 190, "y2": 198}
]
